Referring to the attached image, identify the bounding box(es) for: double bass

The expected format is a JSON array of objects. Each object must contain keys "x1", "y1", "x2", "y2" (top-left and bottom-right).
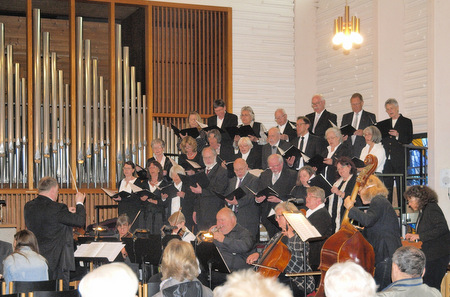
[{"x1": 315, "y1": 155, "x2": 378, "y2": 297}]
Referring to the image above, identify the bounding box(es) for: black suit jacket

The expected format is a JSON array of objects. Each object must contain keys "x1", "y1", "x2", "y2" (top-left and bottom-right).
[
  {"x1": 225, "y1": 173, "x2": 260, "y2": 239},
  {"x1": 321, "y1": 144, "x2": 351, "y2": 184},
  {"x1": 261, "y1": 140, "x2": 291, "y2": 170},
  {"x1": 207, "y1": 112, "x2": 238, "y2": 128},
  {"x1": 24, "y1": 195, "x2": 86, "y2": 279},
  {"x1": 194, "y1": 163, "x2": 229, "y2": 231},
  {"x1": 306, "y1": 109, "x2": 337, "y2": 138},
  {"x1": 307, "y1": 207, "x2": 332, "y2": 269},
  {"x1": 279, "y1": 121, "x2": 297, "y2": 142},
  {"x1": 341, "y1": 110, "x2": 376, "y2": 157},
  {"x1": 290, "y1": 134, "x2": 327, "y2": 170},
  {"x1": 379, "y1": 114, "x2": 413, "y2": 170},
  {"x1": 234, "y1": 147, "x2": 262, "y2": 170}
]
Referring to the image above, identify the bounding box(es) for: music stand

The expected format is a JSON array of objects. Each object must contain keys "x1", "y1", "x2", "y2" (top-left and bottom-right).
[
  {"x1": 195, "y1": 241, "x2": 230, "y2": 288},
  {"x1": 123, "y1": 235, "x2": 163, "y2": 282}
]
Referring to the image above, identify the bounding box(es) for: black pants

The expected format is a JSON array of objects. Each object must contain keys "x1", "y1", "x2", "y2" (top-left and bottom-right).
[
  {"x1": 374, "y1": 257, "x2": 392, "y2": 291},
  {"x1": 424, "y1": 254, "x2": 449, "y2": 290}
]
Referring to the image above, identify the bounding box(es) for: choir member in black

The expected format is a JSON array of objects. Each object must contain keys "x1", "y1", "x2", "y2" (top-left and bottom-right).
[
  {"x1": 256, "y1": 154, "x2": 297, "y2": 238},
  {"x1": 326, "y1": 157, "x2": 357, "y2": 233},
  {"x1": 190, "y1": 147, "x2": 229, "y2": 231},
  {"x1": 274, "y1": 108, "x2": 297, "y2": 142},
  {"x1": 140, "y1": 160, "x2": 168, "y2": 234},
  {"x1": 162, "y1": 164, "x2": 196, "y2": 232},
  {"x1": 177, "y1": 111, "x2": 207, "y2": 152},
  {"x1": 115, "y1": 161, "x2": 145, "y2": 232},
  {"x1": 178, "y1": 136, "x2": 205, "y2": 175},
  {"x1": 306, "y1": 94, "x2": 337, "y2": 138},
  {"x1": 305, "y1": 187, "x2": 333, "y2": 288},
  {"x1": 404, "y1": 185, "x2": 450, "y2": 290},
  {"x1": 322, "y1": 127, "x2": 351, "y2": 184},
  {"x1": 246, "y1": 202, "x2": 315, "y2": 296},
  {"x1": 223, "y1": 158, "x2": 260, "y2": 240},
  {"x1": 379, "y1": 98, "x2": 413, "y2": 204},
  {"x1": 207, "y1": 99, "x2": 238, "y2": 147},
  {"x1": 233, "y1": 106, "x2": 267, "y2": 149},
  {"x1": 341, "y1": 93, "x2": 377, "y2": 158},
  {"x1": 114, "y1": 214, "x2": 139, "y2": 276},
  {"x1": 206, "y1": 129, "x2": 234, "y2": 164},
  {"x1": 233, "y1": 137, "x2": 262, "y2": 170},
  {"x1": 289, "y1": 165, "x2": 316, "y2": 202},
  {"x1": 147, "y1": 138, "x2": 174, "y2": 182},
  {"x1": 261, "y1": 127, "x2": 291, "y2": 170},
  {"x1": 344, "y1": 175, "x2": 402, "y2": 291}
]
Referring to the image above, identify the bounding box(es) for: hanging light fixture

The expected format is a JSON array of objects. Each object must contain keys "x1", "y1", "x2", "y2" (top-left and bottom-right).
[{"x1": 332, "y1": 2, "x2": 362, "y2": 51}]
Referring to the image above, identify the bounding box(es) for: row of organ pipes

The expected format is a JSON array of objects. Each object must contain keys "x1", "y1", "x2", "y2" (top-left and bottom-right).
[{"x1": 0, "y1": 8, "x2": 185, "y2": 189}]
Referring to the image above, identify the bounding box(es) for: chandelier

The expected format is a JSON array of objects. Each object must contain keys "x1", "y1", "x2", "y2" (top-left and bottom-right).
[{"x1": 332, "y1": 3, "x2": 362, "y2": 51}]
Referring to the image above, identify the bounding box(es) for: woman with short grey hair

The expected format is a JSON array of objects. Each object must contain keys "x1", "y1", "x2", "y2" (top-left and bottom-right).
[{"x1": 359, "y1": 125, "x2": 386, "y2": 173}]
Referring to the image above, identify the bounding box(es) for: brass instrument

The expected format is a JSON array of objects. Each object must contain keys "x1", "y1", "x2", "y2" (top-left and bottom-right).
[{"x1": 196, "y1": 226, "x2": 221, "y2": 243}]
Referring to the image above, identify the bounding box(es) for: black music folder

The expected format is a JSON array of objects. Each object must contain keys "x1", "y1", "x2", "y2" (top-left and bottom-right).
[
  {"x1": 352, "y1": 157, "x2": 366, "y2": 168},
  {"x1": 278, "y1": 145, "x2": 303, "y2": 160},
  {"x1": 374, "y1": 119, "x2": 391, "y2": 139},
  {"x1": 171, "y1": 124, "x2": 200, "y2": 139},
  {"x1": 101, "y1": 188, "x2": 131, "y2": 200},
  {"x1": 225, "y1": 125, "x2": 257, "y2": 139},
  {"x1": 180, "y1": 171, "x2": 210, "y2": 189},
  {"x1": 213, "y1": 187, "x2": 246, "y2": 201},
  {"x1": 308, "y1": 173, "x2": 332, "y2": 197},
  {"x1": 305, "y1": 154, "x2": 326, "y2": 173},
  {"x1": 180, "y1": 160, "x2": 204, "y2": 172},
  {"x1": 340, "y1": 124, "x2": 357, "y2": 137},
  {"x1": 246, "y1": 186, "x2": 279, "y2": 198},
  {"x1": 159, "y1": 183, "x2": 179, "y2": 198}
]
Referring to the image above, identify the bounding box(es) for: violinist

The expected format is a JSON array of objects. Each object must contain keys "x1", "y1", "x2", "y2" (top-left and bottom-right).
[
  {"x1": 246, "y1": 202, "x2": 315, "y2": 296},
  {"x1": 167, "y1": 211, "x2": 195, "y2": 242},
  {"x1": 114, "y1": 215, "x2": 139, "y2": 276},
  {"x1": 344, "y1": 175, "x2": 401, "y2": 291}
]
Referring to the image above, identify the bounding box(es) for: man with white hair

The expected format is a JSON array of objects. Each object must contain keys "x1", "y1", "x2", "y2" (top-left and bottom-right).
[
  {"x1": 306, "y1": 94, "x2": 337, "y2": 138},
  {"x1": 274, "y1": 108, "x2": 297, "y2": 142},
  {"x1": 324, "y1": 261, "x2": 377, "y2": 297},
  {"x1": 377, "y1": 246, "x2": 441, "y2": 297},
  {"x1": 78, "y1": 262, "x2": 138, "y2": 297}
]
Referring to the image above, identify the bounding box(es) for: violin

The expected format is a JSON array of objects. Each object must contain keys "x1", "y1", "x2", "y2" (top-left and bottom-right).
[{"x1": 315, "y1": 154, "x2": 377, "y2": 297}]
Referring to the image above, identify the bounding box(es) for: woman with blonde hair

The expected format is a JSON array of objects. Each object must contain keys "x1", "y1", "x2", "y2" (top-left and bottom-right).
[
  {"x1": 178, "y1": 136, "x2": 205, "y2": 175},
  {"x1": 344, "y1": 175, "x2": 401, "y2": 291},
  {"x1": 152, "y1": 239, "x2": 213, "y2": 297}
]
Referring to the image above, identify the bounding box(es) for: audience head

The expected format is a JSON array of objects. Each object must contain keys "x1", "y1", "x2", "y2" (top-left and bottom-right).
[
  {"x1": 335, "y1": 156, "x2": 357, "y2": 178},
  {"x1": 385, "y1": 98, "x2": 400, "y2": 119},
  {"x1": 202, "y1": 146, "x2": 217, "y2": 167},
  {"x1": 324, "y1": 261, "x2": 377, "y2": 297},
  {"x1": 306, "y1": 186, "x2": 325, "y2": 210},
  {"x1": 238, "y1": 137, "x2": 253, "y2": 154},
  {"x1": 207, "y1": 129, "x2": 222, "y2": 147},
  {"x1": 160, "y1": 239, "x2": 199, "y2": 281},
  {"x1": 240, "y1": 106, "x2": 255, "y2": 125},
  {"x1": 296, "y1": 116, "x2": 310, "y2": 136},
  {"x1": 325, "y1": 127, "x2": 342, "y2": 146},
  {"x1": 274, "y1": 108, "x2": 288, "y2": 126},
  {"x1": 187, "y1": 111, "x2": 202, "y2": 128},
  {"x1": 404, "y1": 185, "x2": 438, "y2": 211},
  {"x1": 180, "y1": 136, "x2": 197, "y2": 154},
  {"x1": 267, "y1": 127, "x2": 281, "y2": 145},
  {"x1": 311, "y1": 94, "x2": 325, "y2": 113},
  {"x1": 79, "y1": 262, "x2": 138, "y2": 297},
  {"x1": 38, "y1": 177, "x2": 59, "y2": 200},
  {"x1": 233, "y1": 158, "x2": 249, "y2": 179},
  {"x1": 216, "y1": 207, "x2": 237, "y2": 235},
  {"x1": 267, "y1": 154, "x2": 283, "y2": 174},
  {"x1": 116, "y1": 214, "x2": 131, "y2": 238},
  {"x1": 213, "y1": 99, "x2": 227, "y2": 119},
  {"x1": 350, "y1": 93, "x2": 364, "y2": 113},
  {"x1": 297, "y1": 165, "x2": 315, "y2": 186},
  {"x1": 359, "y1": 175, "x2": 389, "y2": 203},
  {"x1": 391, "y1": 246, "x2": 426, "y2": 282},
  {"x1": 214, "y1": 269, "x2": 293, "y2": 297},
  {"x1": 363, "y1": 126, "x2": 382, "y2": 144},
  {"x1": 151, "y1": 139, "x2": 166, "y2": 156},
  {"x1": 13, "y1": 229, "x2": 40, "y2": 254}
]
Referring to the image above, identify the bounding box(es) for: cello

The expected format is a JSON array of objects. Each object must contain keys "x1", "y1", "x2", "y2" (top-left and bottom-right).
[
  {"x1": 315, "y1": 154, "x2": 378, "y2": 297},
  {"x1": 254, "y1": 231, "x2": 291, "y2": 278}
]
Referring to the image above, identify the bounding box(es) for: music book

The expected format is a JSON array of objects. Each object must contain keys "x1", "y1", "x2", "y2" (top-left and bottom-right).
[
  {"x1": 278, "y1": 145, "x2": 303, "y2": 160},
  {"x1": 171, "y1": 124, "x2": 200, "y2": 139},
  {"x1": 196, "y1": 120, "x2": 225, "y2": 134},
  {"x1": 225, "y1": 125, "x2": 257, "y2": 139},
  {"x1": 101, "y1": 188, "x2": 132, "y2": 200},
  {"x1": 246, "y1": 186, "x2": 279, "y2": 198},
  {"x1": 306, "y1": 154, "x2": 326, "y2": 172},
  {"x1": 180, "y1": 160, "x2": 204, "y2": 172},
  {"x1": 129, "y1": 183, "x2": 156, "y2": 199},
  {"x1": 308, "y1": 173, "x2": 332, "y2": 197},
  {"x1": 159, "y1": 183, "x2": 179, "y2": 198},
  {"x1": 283, "y1": 212, "x2": 322, "y2": 242},
  {"x1": 213, "y1": 187, "x2": 246, "y2": 201},
  {"x1": 374, "y1": 119, "x2": 390, "y2": 139},
  {"x1": 74, "y1": 242, "x2": 125, "y2": 262},
  {"x1": 352, "y1": 157, "x2": 365, "y2": 168},
  {"x1": 340, "y1": 124, "x2": 356, "y2": 137},
  {"x1": 187, "y1": 171, "x2": 210, "y2": 189}
]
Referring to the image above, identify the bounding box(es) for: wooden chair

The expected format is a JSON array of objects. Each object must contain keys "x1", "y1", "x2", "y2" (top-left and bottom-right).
[
  {"x1": 9, "y1": 280, "x2": 59, "y2": 294},
  {"x1": 28, "y1": 290, "x2": 80, "y2": 297}
]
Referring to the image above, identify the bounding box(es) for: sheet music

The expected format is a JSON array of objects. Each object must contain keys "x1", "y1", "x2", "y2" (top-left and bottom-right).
[
  {"x1": 129, "y1": 183, "x2": 143, "y2": 193},
  {"x1": 101, "y1": 188, "x2": 118, "y2": 197},
  {"x1": 75, "y1": 242, "x2": 125, "y2": 262},
  {"x1": 283, "y1": 212, "x2": 322, "y2": 242},
  {"x1": 186, "y1": 159, "x2": 202, "y2": 169}
]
